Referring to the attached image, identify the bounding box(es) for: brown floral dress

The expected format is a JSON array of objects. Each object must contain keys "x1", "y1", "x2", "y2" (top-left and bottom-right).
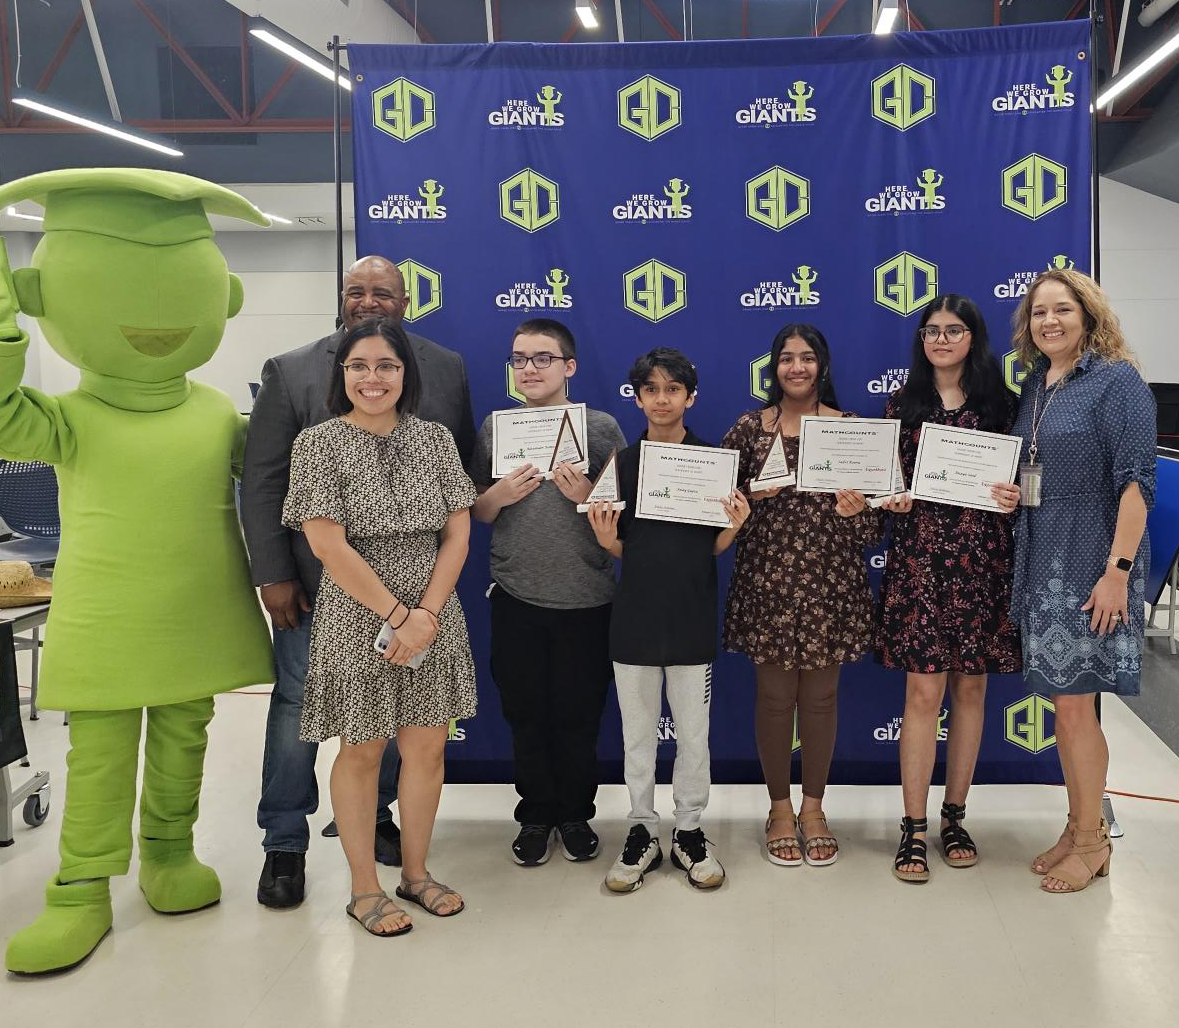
[
  {"x1": 723, "y1": 410, "x2": 884, "y2": 669},
  {"x1": 874, "y1": 396, "x2": 1021, "y2": 674}
]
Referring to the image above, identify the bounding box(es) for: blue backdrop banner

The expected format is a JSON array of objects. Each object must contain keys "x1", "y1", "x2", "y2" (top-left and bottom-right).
[{"x1": 349, "y1": 20, "x2": 1091, "y2": 785}]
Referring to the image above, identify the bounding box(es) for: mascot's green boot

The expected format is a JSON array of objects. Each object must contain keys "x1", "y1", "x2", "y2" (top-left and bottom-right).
[
  {"x1": 139, "y1": 838, "x2": 222, "y2": 914},
  {"x1": 5, "y1": 878, "x2": 113, "y2": 975}
]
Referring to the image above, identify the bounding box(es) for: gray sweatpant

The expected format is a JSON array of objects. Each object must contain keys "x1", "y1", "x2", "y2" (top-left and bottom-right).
[{"x1": 613, "y1": 662, "x2": 712, "y2": 833}]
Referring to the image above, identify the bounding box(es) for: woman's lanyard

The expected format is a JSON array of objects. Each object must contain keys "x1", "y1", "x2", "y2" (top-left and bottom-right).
[{"x1": 1027, "y1": 375, "x2": 1066, "y2": 466}]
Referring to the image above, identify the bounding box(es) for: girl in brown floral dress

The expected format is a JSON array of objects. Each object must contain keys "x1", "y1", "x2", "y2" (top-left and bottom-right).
[
  {"x1": 873, "y1": 295, "x2": 1021, "y2": 884},
  {"x1": 723, "y1": 324, "x2": 883, "y2": 867}
]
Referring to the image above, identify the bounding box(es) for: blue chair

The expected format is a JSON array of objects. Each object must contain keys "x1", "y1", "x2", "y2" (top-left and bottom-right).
[{"x1": 0, "y1": 460, "x2": 60, "y2": 569}]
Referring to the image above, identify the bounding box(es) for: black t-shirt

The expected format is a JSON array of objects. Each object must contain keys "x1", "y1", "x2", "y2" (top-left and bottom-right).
[{"x1": 610, "y1": 427, "x2": 721, "y2": 666}]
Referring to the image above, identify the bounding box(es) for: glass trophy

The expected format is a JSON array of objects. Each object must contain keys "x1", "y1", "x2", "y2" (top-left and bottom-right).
[
  {"x1": 545, "y1": 408, "x2": 587, "y2": 479},
  {"x1": 749, "y1": 432, "x2": 795, "y2": 491},
  {"x1": 576, "y1": 449, "x2": 627, "y2": 513},
  {"x1": 867, "y1": 453, "x2": 908, "y2": 508}
]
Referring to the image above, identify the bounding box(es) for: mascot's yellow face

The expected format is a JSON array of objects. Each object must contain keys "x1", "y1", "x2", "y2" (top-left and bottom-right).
[{"x1": 27, "y1": 231, "x2": 242, "y2": 382}]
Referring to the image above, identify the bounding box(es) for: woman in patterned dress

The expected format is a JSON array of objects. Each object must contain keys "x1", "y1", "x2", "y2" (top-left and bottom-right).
[
  {"x1": 1009, "y1": 270, "x2": 1155, "y2": 894},
  {"x1": 873, "y1": 295, "x2": 1021, "y2": 883},
  {"x1": 283, "y1": 318, "x2": 477, "y2": 935},
  {"x1": 723, "y1": 324, "x2": 883, "y2": 867}
]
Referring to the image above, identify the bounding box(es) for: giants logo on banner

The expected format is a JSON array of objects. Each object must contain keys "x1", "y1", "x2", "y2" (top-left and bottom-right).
[
  {"x1": 396, "y1": 259, "x2": 442, "y2": 322},
  {"x1": 1005, "y1": 694, "x2": 1057, "y2": 754},
  {"x1": 489, "y1": 85, "x2": 565, "y2": 127},
  {"x1": 874, "y1": 251, "x2": 939, "y2": 316},
  {"x1": 372, "y1": 77, "x2": 436, "y2": 142},
  {"x1": 499, "y1": 168, "x2": 561, "y2": 232},
  {"x1": 993, "y1": 253, "x2": 1078, "y2": 303},
  {"x1": 735, "y1": 80, "x2": 818, "y2": 125},
  {"x1": 740, "y1": 266, "x2": 821, "y2": 309},
  {"x1": 871, "y1": 64, "x2": 936, "y2": 131},
  {"x1": 1003, "y1": 153, "x2": 1068, "y2": 220},
  {"x1": 612, "y1": 178, "x2": 693, "y2": 221},
  {"x1": 746, "y1": 166, "x2": 811, "y2": 231},
  {"x1": 618, "y1": 75, "x2": 681, "y2": 140},
  {"x1": 495, "y1": 269, "x2": 573, "y2": 310},
  {"x1": 366, "y1": 179, "x2": 447, "y2": 222},
  {"x1": 865, "y1": 169, "x2": 946, "y2": 214},
  {"x1": 992, "y1": 65, "x2": 1077, "y2": 113},
  {"x1": 624, "y1": 260, "x2": 686, "y2": 322}
]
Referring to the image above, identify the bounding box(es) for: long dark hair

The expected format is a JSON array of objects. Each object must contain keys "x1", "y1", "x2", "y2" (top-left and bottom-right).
[
  {"x1": 893, "y1": 294, "x2": 1010, "y2": 432},
  {"x1": 760, "y1": 323, "x2": 840, "y2": 412},
  {"x1": 327, "y1": 317, "x2": 422, "y2": 416}
]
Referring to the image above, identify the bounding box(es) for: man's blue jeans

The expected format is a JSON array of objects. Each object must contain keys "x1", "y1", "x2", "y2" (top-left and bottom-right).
[{"x1": 257, "y1": 611, "x2": 399, "y2": 853}]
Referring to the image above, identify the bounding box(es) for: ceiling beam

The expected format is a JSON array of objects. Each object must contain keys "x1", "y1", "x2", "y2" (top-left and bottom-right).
[{"x1": 816, "y1": 0, "x2": 851, "y2": 36}]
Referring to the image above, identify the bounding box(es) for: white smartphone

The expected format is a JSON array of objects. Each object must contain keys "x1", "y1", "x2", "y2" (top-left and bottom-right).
[{"x1": 374, "y1": 621, "x2": 428, "y2": 670}]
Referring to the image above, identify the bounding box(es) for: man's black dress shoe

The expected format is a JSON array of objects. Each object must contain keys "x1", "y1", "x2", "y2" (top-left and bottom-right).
[
  {"x1": 375, "y1": 820, "x2": 402, "y2": 867},
  {"x1": 258, "y1": 851, "x2": 306, "y2": 909}
]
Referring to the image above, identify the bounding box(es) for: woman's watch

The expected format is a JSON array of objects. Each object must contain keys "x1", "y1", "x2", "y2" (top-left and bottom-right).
[{"x1": 1108, "y1": 556, "x2": 1134, "y2": 573}]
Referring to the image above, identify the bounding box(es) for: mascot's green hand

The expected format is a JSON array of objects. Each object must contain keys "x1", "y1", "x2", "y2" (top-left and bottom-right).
[{"x1": 0, "y1": 237, "x2": 21, "y2": 341}]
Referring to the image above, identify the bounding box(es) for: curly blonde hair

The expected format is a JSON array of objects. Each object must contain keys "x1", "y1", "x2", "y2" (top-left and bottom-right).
[{"x1": 1011, "y1": 268, "x2": 1138, "y2": 370}]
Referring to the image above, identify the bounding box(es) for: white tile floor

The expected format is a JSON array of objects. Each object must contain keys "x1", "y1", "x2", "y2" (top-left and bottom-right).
[{"x1": 3, "y1": 677, "x2": 1179, "y2": 1028}]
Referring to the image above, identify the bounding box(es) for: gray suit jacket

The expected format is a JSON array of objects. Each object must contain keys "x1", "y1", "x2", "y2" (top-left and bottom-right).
[{"x1": 240, "y1": 327, "x2": 475, "y2": 596}]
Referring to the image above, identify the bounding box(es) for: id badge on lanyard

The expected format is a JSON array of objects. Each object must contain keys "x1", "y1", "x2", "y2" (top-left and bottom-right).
[{"x1": 1019, "y1": 461, "x2": 1042, "y2": 507}]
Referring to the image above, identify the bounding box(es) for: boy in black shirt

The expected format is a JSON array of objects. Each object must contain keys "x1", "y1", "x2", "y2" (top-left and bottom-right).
[{"x1": 587, "y1": 348, "x2": 748, "y2": 892}]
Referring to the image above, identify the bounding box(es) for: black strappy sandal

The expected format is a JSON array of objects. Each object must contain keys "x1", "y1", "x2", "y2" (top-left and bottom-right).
[
  {"x1": 893, "y1": 816, "x2": 930, "y2": 883},
  {"x1": 940, "y1": 802, "x2": 979, "y2": 868}
]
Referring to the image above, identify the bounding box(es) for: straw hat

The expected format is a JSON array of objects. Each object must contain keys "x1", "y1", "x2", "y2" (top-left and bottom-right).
[{"x1": 0, "y1": 561, "x2": 53, "y2": 608}]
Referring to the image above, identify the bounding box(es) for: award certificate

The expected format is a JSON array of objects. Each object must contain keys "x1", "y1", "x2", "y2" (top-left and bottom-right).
[
  {"x1": 795, "y1": 417, "x2": 901, "y2": 494},
  {"x1": 491, "y1": 403, "x2": 589, "y2": 479},
  {"x1": 910, "y1": 424, "x2": 1022, "y2": 512},
  {"x1": 635, "y1": 441, "x2": 739, "y2": 528}
]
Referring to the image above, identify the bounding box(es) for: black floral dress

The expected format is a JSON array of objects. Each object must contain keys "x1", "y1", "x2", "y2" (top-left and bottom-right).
[
  {"x1": 874, "y1": 396, "x2": 1021, "y2": 674},
  {"x1": 723, "y1": 410, "x2": 884, "y2": 669},
  {"x1": 282, "y1": 415, "x2": 478, "y2": 743}
]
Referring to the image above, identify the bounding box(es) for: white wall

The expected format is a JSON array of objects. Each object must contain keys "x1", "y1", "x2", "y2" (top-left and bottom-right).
[{"x1": 1099, "y1": 177, "x2": 1179, "y2": 385}]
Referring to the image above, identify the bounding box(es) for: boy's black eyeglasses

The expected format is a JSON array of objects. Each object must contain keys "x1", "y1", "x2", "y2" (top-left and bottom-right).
[{"x1": 509, "y1": 353, "x2": 569, "y2": 370}]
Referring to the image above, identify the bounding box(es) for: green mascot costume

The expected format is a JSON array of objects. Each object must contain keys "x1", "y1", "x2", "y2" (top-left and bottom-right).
[{"x1": 0, "y1": 168, "x2": 273, "y2": 974}]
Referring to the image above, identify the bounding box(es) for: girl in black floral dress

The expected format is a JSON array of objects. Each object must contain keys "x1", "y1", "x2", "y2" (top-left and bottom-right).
[
  {"x1": 724, "y1": 325, "x2": 883, "y2": 868},
  {"x1": 873, "y1": 295, "x2": 1021, "y2": 884}
]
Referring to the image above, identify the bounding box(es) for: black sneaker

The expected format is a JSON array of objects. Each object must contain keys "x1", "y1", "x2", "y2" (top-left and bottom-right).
[
  {"x1": 257, "y1": 851, "x2": 306, "y2": 909},
  {"x1": 557, "y1": 820, "x2": 600, "y2": 862},
  {"x1": 512, "y1": 824, "x2": 555, "y2": 866},
  {"x1": 375, "y1": 820, "x2": 402, "y2": 867}
]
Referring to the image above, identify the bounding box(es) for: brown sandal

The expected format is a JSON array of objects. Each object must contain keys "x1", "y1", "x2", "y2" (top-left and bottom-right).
[
  {"x1": 1030, "y1": 813, "x2": 1075, "y2": 874},
  {"x1": 1040, "y1": 820, "x2": 1111, "y2": 894},
  {"x1": 345, "y1": 892, "x2": 412, "y2": 937},
  {"x1": 765, "y1": 810, "x2": 802, "y2": 867},
  {"x1": 797, "y1": 810, "x2": 839, "y2": 867}
]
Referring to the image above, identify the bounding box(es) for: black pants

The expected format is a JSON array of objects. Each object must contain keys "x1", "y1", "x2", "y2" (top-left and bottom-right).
[{"x1": 489, "y1": 586, "x2": 613, "y2": 825}]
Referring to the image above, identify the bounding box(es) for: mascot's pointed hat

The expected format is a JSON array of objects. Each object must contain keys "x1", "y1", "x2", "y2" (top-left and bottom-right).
[{"x1": 0, "y1": 168, "x2": 269, "y2": 244}]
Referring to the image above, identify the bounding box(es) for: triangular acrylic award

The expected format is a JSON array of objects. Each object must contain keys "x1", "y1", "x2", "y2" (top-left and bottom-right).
[
  {"x1": 545, "y1": 408, "x2": 587, "y2": 479},
  {"x1": 867, "y1": 453, "x2": 908, "y2": 508},
  {"x1": 576, "y1": 449, "x2": 627, "y2": 513},
  {"x1": 749, "y1": 431, "x2": 795, "y2": 491}
]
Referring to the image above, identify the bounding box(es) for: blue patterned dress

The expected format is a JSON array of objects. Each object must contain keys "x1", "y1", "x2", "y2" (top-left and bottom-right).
[{"x1": 1010, "y1": 353, "x2": 1156, "y2": 696}]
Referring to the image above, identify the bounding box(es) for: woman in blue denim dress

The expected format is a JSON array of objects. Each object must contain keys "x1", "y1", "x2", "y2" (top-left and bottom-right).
[{"x1": 1010, "y1": 269, "x2": 1155, "y2": 895}]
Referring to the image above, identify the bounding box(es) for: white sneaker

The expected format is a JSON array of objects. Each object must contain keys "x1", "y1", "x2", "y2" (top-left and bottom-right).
[
  {"x1": 604, "y1": 825, "x2": 663, "y2": 893},
  {"x1": 671, "y1": 828, "x2": 725, "y2": 889}
]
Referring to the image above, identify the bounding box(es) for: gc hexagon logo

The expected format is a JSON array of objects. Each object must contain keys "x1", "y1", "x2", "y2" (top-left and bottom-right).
[
  {"x1": 624, "y1": 259, "x2": 686, "y2": 322},
  {"x1": 372, "y1": 77, "x2": 436, "y2": 142},
  {"x1": 396, "y1": 259, "x2": 442, "y2": 322},
  {"x1": 746, "y1": 166, "x2": 811, "y2": 231},
  {"x1": 1003, "y1": 349, "x2": 1029, "y2": 395},
  {"x1": 499, "y1": 168, "x2": 560, "y2": 233},
  {"x1": 1005, "y1": 694, "x2": 1056, "y2": 754},
  {"x1": 618, "y1": 75, "x2": 681, "y2": 141},
  {"x1": 750, "y1": 351, "x2": 773, "y2": 402},
  {"x1": 505, "y1": 363, "x2": 527, "y2": 405},
  {"x1": 872, "y1": 64, "x2": 936, "y2": 131},
  {"x1": 874, "y1": 252, "x2": 938, "y2": 316},
  {"x1": 1003, "y1": 154, "x2": 1067, "y2": 220}
]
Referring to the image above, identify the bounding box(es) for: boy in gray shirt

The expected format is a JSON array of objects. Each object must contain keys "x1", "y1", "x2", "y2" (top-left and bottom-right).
[{"x1": 472, "y1": 319, "x2": 625, "y2": 866}]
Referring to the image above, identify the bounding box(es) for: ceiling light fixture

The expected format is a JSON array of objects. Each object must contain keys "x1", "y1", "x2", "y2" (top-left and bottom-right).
[
  {"x1": 874, "y1": 0, "x2": 900, "y2": 35},
  {"x1": 1095, "y1": 22, "x2": 1179, "y2": 107},
  {"x1": 249, "y1": 23, "x2": 351, "y2": 90},
  {"x1": 575, "y1": 1, "x2": 600, "y2": 30},
  {"x1": 260, "y1": 212, "x2": 292, "y2": 225},
  {"x1": 5, "y1": 206, "x2": 44, "y2": 222},
  {"x1": 12, "y1": 91, "x2": 183, "y2": 157}
]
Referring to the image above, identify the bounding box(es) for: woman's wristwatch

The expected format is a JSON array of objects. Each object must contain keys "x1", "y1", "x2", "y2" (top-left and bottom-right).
[{"x1": 1108, "y1": 556, "x2": 1134, "y2": 573}]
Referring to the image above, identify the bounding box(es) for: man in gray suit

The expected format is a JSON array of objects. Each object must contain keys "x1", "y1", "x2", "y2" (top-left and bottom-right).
[{"x1": 241, "y1": 255, "x2": 474, "y2": 909}]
